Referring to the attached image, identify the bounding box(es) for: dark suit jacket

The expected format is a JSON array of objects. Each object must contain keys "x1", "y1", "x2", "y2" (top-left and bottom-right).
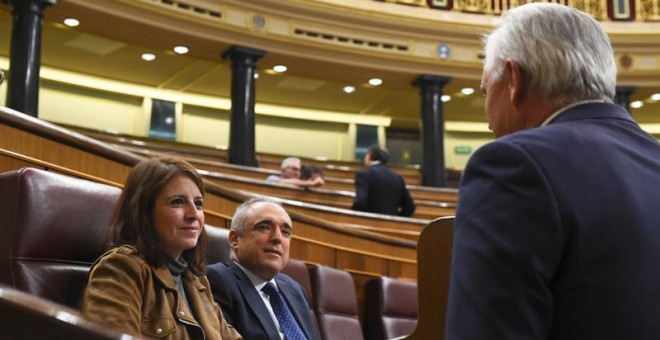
[
  {"x1": 446, "y1": 102, "x2": 660, "y2": 339},
  {"x1": 351, "y1": 164, "x2": 415, "y2": 216},
  {"x1": 207, "y1": 261, "x2": 319, "y2": 340}
]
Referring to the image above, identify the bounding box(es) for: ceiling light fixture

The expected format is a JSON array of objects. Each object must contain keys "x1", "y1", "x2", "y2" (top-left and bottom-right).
[
  {"x1": 141, "y1": 53, "x2": 156, "y2": 61},
  {"x1": 630, "y1": 100, "x2": 644, "y2": 109},
  {"x1": 461, "y1": 87, "x2": 475, "y2": 95},
  {"x1": 650, "y1": 93, "x2": 660, "y2": 101},
  {"x1": 441, "y1": 95, "x2": 451, "y2": 102},
  {"x1": 173, "y1": 46, "x2": 189, "y2": 54},
  {"x1": 63, "y1": 18, "x2": 80, "y2": 27},
  {"x1": 273, "y1": 65, "x2": 288, "y2": 73},
  {"x1": 343, "y1": 86, "x2": 356, "y2": 94},
  {"x1": 254, "y1": 73, "x2": 260, "y2": 79},
  {"x1": 368, "y1": 78, "x2": 383, "y2": 86}
]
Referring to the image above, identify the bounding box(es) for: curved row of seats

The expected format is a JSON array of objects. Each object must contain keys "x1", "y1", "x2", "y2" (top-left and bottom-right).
[
  {"x1": 0, "y1": 166, "x2": 418, "y2": 340},
  {"x1": 0, "y1": 106, "x2": 455, "y2": 338},
  {"x1": 64, "y1": 123, "x2": 461, "y2": 201},
  {"x1": 62, "y1": 126, "x2": 458, "y2": 223}
]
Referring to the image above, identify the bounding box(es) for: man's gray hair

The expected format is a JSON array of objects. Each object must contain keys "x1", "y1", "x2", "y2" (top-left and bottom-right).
[
  {"x1": 280, "y1": 157, "x2": 301, "y2": 170},
  {"x1": 483, "y1": 3, "x2": 616, "y2": 106},
  {"x1": 231, "y1": 196, "x2": 284, "y2": 233}
]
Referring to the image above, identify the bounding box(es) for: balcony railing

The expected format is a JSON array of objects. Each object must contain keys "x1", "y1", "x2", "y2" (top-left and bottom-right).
[{"x1": 375, "y1": 0, "x2": 660, "y2": 21}]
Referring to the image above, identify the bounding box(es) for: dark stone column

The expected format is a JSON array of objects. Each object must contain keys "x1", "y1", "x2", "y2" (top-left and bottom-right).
[
  {"x1": 6, "y1": 0, "x2": 56, "y2": 117},
  {"x1": 221, "y1": 46, "x2": 266, "y2": 167},
  {"x1": 615, "y1": 86, "x2": 636, "y2": 112},
  {"x1": 413, "y1": 75, "x2": 451, "y2": 188}
]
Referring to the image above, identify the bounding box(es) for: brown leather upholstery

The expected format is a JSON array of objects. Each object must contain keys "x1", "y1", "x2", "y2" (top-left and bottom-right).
[
  {"x1": 364, "y1": 277, "x2": 418, "y2": 340},
  {"x1": 0, "y1": 167, "x2": 234, "y2": 310},
  {"x1": 282, "y1": 259, "x2": 314, "y2": 307},
  {"x1": 203, "y1": 225, "x2": 231, "y2": 265},
  {"x1": 282, "y1": 259, "x2": 319, "y2": 333},
  {"x1": 0, "y1": 285, "x2": 140, "y2": 339},
  {"x1": 0, "y1": 168, "x2": 122, "y2": 308},
  {"x1": 310, "y1": 264, "x2": 364, "y2": 340}
]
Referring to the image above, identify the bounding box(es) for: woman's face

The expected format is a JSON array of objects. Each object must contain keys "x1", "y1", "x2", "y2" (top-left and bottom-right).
[{"x1": 152, "y1": 174, "x2": 204, "y2": 259}]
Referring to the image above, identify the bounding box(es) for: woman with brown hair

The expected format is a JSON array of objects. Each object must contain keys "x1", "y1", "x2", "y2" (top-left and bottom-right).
[{"x1": 81, "y1": 156, "x2": 241, "y2": 339}]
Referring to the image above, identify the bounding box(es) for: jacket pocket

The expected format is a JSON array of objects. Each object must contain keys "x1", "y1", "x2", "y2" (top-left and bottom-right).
[{"x1": 142, "y1": 316, "x2": 177, "y2": 338}]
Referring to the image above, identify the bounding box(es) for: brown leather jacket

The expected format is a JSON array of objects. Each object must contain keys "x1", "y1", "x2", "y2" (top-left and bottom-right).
[{"x1": 80, "y1": 245, "x2": 242, "y2": 339}]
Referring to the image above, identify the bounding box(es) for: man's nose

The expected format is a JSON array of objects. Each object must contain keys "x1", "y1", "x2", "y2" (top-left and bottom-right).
[{"x1": 270, "y1": 226, "x2": 283, "y2": 242}]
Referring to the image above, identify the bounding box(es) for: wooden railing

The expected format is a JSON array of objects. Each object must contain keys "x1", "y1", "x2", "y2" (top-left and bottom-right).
[
  {"x1": 61, "y1": 124, "x2": 460, "y2": 203},
  {"x1": 404, "y1": 216, "x2": 455, "y2": 340},
  {"x1": 63, "y1": 124, "x2": 425, "y2": 186}
]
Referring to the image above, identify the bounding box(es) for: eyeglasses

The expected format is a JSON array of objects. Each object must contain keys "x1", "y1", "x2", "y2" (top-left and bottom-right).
[{"x1": 285, "y1": 166, "x2": 301, "y2": 172}]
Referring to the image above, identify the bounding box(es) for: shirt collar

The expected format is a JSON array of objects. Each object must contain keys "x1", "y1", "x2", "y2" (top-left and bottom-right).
[
  {"x1": 233, "y1": 260, "x2": 275, "y2": 291},
  {"x1": 541, "y1": 99, "x2": 606, "y2": 126}
]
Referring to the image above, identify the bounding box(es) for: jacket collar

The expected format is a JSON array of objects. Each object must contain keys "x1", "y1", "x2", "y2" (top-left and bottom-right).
[
  {"x1": 229, "y1": 261, "x2": 281, "y2": 337},
  {"x1": 547, "y1": 102, "x2": 634, "y2": 125},
  {"x1": 152, "y1": 261, "x2": 207, "y2": 293}
]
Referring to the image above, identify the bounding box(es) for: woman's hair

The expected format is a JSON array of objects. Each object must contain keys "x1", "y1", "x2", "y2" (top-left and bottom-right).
[
  {"x1": 300, "y1": 165, "x2": 323, "y2": 180},
  {"x1": 106, "y1": 156, "x2": 208, "y2": 274},
  {"x1": 483, "y1": 3, "x2": 616, "y2": 107}
]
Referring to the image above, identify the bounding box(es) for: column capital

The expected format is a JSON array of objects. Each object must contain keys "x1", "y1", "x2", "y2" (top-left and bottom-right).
[
  {"x1": 615, "y1": 86, "x2": 637, "y2": 111},
  {"x1": 615, "y1": 86, "x2": 636, "y2": 96},
  {"x1": 8, "y1": 0, "x2": 57, "y2": 9},
  {"x1": 413, "y1": 75, "x2": 452, "y2": 89},
  {"x1": 221, "y1": 45, "x2": 267, "y2": 63}
]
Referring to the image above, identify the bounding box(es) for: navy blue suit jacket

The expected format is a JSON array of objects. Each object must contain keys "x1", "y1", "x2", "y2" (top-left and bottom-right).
[
  {"x1": 207, "y1": 261, "x2": 319, "y2": 340},
  {"x1": 446, "y1": 103, "x2": 660, "y2": 339},
  {"x1": 351, "y1": 164, "x2": 416, "y2": 216}
]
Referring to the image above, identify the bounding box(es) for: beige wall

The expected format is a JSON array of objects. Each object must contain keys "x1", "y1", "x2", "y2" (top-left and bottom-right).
[
  {"x1": 181, "y1": 104, "x2": 231, "y2": 149},
  {"x1": 0, "y1": 81, "x2": 6, "y2": 107},
  {"x1": 256, "y1": 115, "x2": 351, "y2": 160},
  {"x1": 39, "y1": 81, "x2": 143, "y2": 134},
  {"x1": 13, "y1": 78, "x2": 496, "y2": 168},
  {"x1": 444, "y1": 132, "x2": 494, "y2": 170},
  {"x1": 1, "y1": 67, "x2": 500, "y2": 168}
]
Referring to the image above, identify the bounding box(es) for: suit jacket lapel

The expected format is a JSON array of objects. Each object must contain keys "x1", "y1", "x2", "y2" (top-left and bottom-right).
[
  {"x1": 276, "y1": 275, "x2": 313, "y2": 339},
  {"x1": 229, "y1": 262, "x2": 280, "y2": 338}
]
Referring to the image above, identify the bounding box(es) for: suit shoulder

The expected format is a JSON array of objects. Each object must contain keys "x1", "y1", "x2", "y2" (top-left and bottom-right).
[
  {"x1": 206, "y1": 262, "x2": 234, "y2": 278},
  {"x1": 94, "y1": 245, "x2": 148, "y2": 268}
]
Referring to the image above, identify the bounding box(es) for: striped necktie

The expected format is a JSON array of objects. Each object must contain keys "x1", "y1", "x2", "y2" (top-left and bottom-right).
[{"x1": 262, "y1": 282, "x2": 307, "y2": 340}]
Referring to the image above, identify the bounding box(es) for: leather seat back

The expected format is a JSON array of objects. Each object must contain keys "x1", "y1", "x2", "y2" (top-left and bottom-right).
[
  {"x1": 310, "y1": 264, "x2": 364, "y2": 340},
  {"x1": 282, "y1": 259, "x2": 319, "y2": 332},
  {"x1": 364, "y1": 276, "x2": 418, "y2": 340},
  {"x1": 0, "y1": 168, "x2": 121, "y2": 308}
]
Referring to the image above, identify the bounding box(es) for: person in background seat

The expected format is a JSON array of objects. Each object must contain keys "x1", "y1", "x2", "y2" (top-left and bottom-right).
[{"x1": 266, "y1": 157, "x2": 324, "y2": 188}]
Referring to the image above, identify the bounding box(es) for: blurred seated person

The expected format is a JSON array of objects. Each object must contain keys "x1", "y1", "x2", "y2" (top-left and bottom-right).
[
  {"x1": 266, "y1": 157, "x2": 324, "y2": 188},
  {"x1": 80, "y1": 157, "x2": 241, "y2": 339},
  {"x1": 300, "y1": 165, "x2": 323, "y2": 181},
  {"x1": 207, "y1": 197, "x2": 319, "y2": 340}
]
